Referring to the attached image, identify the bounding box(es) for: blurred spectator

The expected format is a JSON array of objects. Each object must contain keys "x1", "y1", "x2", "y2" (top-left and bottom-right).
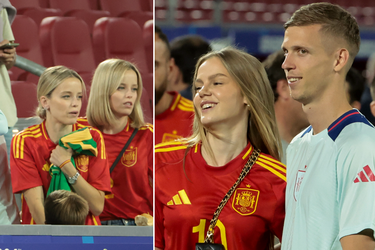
[
  {"x1": 0, "y1": 110, "x2": 7, "y2": 135},
  {"x1": 369, "y1": 76, "x2": 375, "y2": 117},
  {"x1": 360, "y1": 52, "x2": 375, "y2": 125},
  {"x1": 263, "y1": 50, "x2": 309, "y2": 164},
  {"x1": 44, "y1": 190, "x2": 89, "y2": 225},
  {"x1": 168, "y1": 35, "x2": 212, "y2": 100},
  {"x1": 0, "y1": 0, "x2": 19, "y2": 225},
  {"x1": 345, "y1": 67, "x2": 365, "y2": 110},
  {"x1": 155, "y1": 26, "x2": 194, "y2": 144}
]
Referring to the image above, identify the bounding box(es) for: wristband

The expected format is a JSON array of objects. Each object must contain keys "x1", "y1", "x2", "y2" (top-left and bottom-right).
[{"x1": 59, "y1": 159, "x2": 71, "y2": 169}]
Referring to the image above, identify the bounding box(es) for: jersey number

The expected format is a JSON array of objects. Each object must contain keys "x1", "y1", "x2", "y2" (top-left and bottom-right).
[{"x1": 192, "y1": 219, "x2": 227, "y2": 250}]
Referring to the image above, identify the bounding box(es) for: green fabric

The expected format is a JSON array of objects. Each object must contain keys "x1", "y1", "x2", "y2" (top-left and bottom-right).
[{"x1": 46, "y1": 127, "x2": 98, "y2": 196}]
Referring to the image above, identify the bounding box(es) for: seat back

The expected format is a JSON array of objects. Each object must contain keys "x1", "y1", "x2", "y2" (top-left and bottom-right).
[{"x1": 11, "y1": 81, "x2": 38, "y2": 118}]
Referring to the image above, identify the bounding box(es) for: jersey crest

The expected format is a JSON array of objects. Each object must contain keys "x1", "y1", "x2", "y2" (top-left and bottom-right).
[
  {"x1": 42, "y1": 161, "x2": 52, "y2": 172},
  {"x1": 75, "y1": 155, "x2": 89, "y2": 172},
  {"x1": 293, "y1": 169, "x2": 306, "y2": 201},
  {"x1": 121, "y1": 146, "x2": 137, "y2": 167},
  {"x1": 232, "y1": 187, "x2": 259, "y2": 215}
]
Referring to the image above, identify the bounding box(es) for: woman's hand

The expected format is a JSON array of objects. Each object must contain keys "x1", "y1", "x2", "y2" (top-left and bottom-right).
[{"x1": 50, "y1": 146, "x2": 73, "y2": 167}]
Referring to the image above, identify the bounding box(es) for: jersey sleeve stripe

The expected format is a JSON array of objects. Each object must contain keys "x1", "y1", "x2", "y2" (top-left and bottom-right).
[
  {"x1": 242, "y1": 146, "x2": 253, "y2": 160},
  {"x1": 257, "y1": 158, "x2": 286, "y2": 173},
  {"x1": 155, "y1": 146, "x2": 188, "y2": 153},
  {"x1": 257, "y1": 161, "x2": 286, "y2": 181},
  {"x1": 155, "y1": 141, "x2": 185, "y2": 148},
  {"x1": 177, "y1": 104, "x2": 195, "y2": 112},
  {"x1": 90, "y1": 128, "x2": 106, "y2": 159},
  {"x1": 259, "y1": 154, "x2": 286, "y2": 168},
  {"x1": 19, "y1": 134, "x2": 42, "y2": 159},
  {"x1": 194, "y1": 144, "x2": 198, "y2": 153},
  {"x1": 170, "y1": 95, "x2": 181, "y2": 111}
]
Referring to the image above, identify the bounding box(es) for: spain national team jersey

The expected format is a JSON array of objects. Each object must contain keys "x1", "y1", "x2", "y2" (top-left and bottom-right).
[
  {"x1": 155, "y1": 91, "x2": 194, "y2": 144},
  {"x1": 155, "y1": 141, "x2": 286, "y2": 250},
  {"x1": 10, "y1": 121, "x2": 111, "y2": 225},
  {"x1": 282, "y1": 109, "x2": 375, "y2": 250},
  {"x1": 100, "y1": 120, "x2": 153, "y2": 220}
]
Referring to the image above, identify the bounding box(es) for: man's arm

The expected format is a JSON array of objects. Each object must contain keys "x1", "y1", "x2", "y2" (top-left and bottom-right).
[
  {"x1": 0, "y1": 39, "x2": 16, "y2": 70},
  {"x1": 341, "y1": 230, "x2": 375, "y2": 250}
]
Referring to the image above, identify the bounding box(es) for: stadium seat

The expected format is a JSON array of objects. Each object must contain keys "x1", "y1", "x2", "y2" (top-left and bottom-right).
[
  {"x1": 99, "y1": 0, "x2": 145, "y2": 16},
  {"x1": 40, "y1": 17, "x2": 96, "y2": 87},
  {"x1": 121, "y1": 11, "x2": 153, "y2": 28},
  {"x1": 11, "y1": 0, "x2": 41, "y2": 11},
  {"x1": 11, "y1": 81, "x2": 38, "y2": 118},
  {"x1": 67, "y1": 9, "x2": 110, "y2": 35},
  {"x1": 49, "y1": 0, "x2": 93, "y2": 15},
  {"x1": 10, "y1": 15, "x2": 44, "y2": 84},
  {"x1": 17, "y1": 7, "x2": 63, "y2": 27},
  {"x1": 143, "y1": 20, "x2": 153, "y2": 75},
  {"x1": 92, "y1": 17, "x2": 153, "y2": 103}
]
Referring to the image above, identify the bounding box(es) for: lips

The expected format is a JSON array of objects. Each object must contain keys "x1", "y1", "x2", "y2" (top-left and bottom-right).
[
  {"x1": 69, "y1": 111, "x2": 79, "y2": 115},
  {"x1": 200, "y1": 101, "x2": 217, "y2": 111},
  {"x1": 124, "y1": 102, "x2": 133, "y2": 107},
  {"x1": 287, "y1": 76, "x2": 302, "y2": 84}
]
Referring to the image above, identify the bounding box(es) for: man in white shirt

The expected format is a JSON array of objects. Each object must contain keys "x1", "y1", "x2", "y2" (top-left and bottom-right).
[{"x1": 281, "y1": 2, "x2": 375, "y2": 250}]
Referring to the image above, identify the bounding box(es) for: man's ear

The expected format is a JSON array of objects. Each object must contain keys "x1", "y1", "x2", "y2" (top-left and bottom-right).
[
  {"x1": 333, "y1": 48, "x2": 349, "y2": 72},
  {"x1": 276, "y1": 79, "x2": 290, "y2": 100}
]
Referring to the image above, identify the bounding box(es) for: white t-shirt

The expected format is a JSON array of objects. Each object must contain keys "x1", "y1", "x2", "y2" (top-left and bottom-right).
[{"x1": 282, "y1": 109, "x2": 375, "y2": 250}]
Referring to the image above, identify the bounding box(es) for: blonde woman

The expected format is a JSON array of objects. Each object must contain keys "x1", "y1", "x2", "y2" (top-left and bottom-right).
[
  {"x1": 155, "y1": 47, "x2": 286, "y2": 250},
  {"x1": 10, "y1": 66, "x2": 111, "y2": 225},
  {"x1": 84, "y1": 59, "x2": 153, "y2": 226}
]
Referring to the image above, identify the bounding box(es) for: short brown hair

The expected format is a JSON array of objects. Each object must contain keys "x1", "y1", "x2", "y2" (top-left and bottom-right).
[
  {"x1": 44, "y1": 190, "x2": 89, "y2": 225},
  {"x1": 285, "y1": 2, "x2": 360, "y2": 63}
]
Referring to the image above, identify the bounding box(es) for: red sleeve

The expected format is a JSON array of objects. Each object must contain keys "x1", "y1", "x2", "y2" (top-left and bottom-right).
[
  {"x1": 87, "y1": 128, "x2": 111, "y2": 194},
  {"x1": 147, "y1": 127, "x2": 153, "y2": 180},
  {"x1": 155, "y1": 188, "x2": 165, "y2": 249},
  {"x1": 270, "y1": 178, "x2": 286, "y2": 241},
  {"x1": 10, "y1": 134, "x2": 43, "y2": 194}
]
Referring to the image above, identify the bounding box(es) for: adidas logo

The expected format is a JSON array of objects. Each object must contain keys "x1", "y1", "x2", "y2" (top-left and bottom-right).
[
  {"x1": 167, "y1": 189, "x2": 191, "y2": 205},
  {"x1": 354, "y1": 165, "x2": 375, "y2": 183}
]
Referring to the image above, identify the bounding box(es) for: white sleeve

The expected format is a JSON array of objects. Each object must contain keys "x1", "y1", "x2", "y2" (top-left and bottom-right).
[
  {"x1": 0, "y1": 110, "x2": 8, "y2": 135},
  {"x1": 337, "y1": 135, "x2": 375, "y2": 239}
]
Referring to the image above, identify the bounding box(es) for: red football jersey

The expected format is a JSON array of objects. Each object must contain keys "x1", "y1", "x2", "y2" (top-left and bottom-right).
[
  {"x1": 155, "y1": 141, "x2": 286, "y2": 250},
  {"x1": 155, "y1": 91, "x2": 194, "y2": 144},
  {"x1": 10, "y1": 121, "x2": 111, "y2": 225},
  {"x1": 100, "y1": 121, "x2": 153, "y2": 220}
]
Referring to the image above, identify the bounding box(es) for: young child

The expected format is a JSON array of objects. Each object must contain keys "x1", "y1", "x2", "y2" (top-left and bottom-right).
[{"x1": 44, "y1": 190, "x2": 89, "y2": 225}]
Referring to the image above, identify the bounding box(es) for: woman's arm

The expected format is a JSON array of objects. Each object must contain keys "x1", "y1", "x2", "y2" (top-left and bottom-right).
[
  {"x1": 23, "y1": 186, "x2": 45, "y2": 224},
  {"x1": 50, "y1": 146, "x2": 105, "y2": 216}
]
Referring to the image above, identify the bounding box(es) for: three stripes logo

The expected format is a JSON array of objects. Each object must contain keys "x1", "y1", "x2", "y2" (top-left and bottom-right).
[
  {"x1": 354, "y1": 165, "x2": 375, "y2": 183},
  {"x1": 167, "y1": 189, "x2": 191, "y2": 205}
]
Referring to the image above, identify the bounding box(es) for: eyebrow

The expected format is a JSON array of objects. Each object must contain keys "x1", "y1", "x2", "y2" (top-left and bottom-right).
[
  {"x1": 282, "y1": 45, "x2": 309, "y2": 51},
  {"x1": 195, "y1": 73, "x2": 228, "y2": 84},
  {"x1": 61, "y1": 91, "x2": 82, "y2": 94}
]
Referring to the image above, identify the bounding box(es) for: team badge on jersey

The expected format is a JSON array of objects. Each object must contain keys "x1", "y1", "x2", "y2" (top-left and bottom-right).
[
  {"x1": 75, "y1": 155, "x2": 89, "y2": 172},
  {"x1": 293, "y1": 169, "x2": 306, "y2": 201},
  {"x1": 42, "y1": 161, "x2": 52, "y2": 172},
  {"x1": 232, "y1": 188, "x2": 259, "y2": 215},
  {"x1": 121, "y1": 146, "x2": 137, "y2": 167}
]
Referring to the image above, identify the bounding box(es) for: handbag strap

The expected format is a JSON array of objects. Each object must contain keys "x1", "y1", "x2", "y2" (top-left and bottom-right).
[
  {"x1": 204, "y1": 148, "x2": 261, "y2": 243},
  {"x1": 110, "y1": 128, "x2": 138, "y2": 173}
]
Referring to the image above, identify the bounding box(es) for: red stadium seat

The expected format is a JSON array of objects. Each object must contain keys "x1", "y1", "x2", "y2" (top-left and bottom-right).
[
  {"x1": 18, "y1": 7, "x2": 63, "y2": 27},
  {"x1": 92, "y1": 17, "x2": 153, "y2": 103},
  {"x1": 10, "y1": 15, "x2": 44, "y2": 84},
  {"x1": 49, "y1": 0, "x2": 92, "y2": 15},
  {"x1": 99, "y1": 0, "x2": 144, "y2": 16},
  {"x1": 39, "y1": 17, "x2": 96, "y2": 86},
  {"x1": 11, "y1": 0, "x2": 41, "y2": 11},
  {"x1": 67, "y1": 9, "x2": 110, "y2": 35},
  {"x1": 143, "y1": 20, "x2": 153, "y2": 75},
  {"x1": 11, "y1": 81, "x2": 38, "y2": 118},
  {"x1": 39, "y1": 0, "x2": 50, "y2": 8},
  {"x1": 121, "y1": 11, "x2": 153, "y2": 28}
]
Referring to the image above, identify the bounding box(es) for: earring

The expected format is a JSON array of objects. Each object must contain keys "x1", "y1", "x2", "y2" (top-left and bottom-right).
[{"x1": 43, "y1": 106, "x2": 49, "y2": 111}]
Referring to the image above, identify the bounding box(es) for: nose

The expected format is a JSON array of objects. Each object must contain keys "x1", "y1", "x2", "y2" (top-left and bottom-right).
[
  {"x1": 197, "y1": 84, "x2": 211, "y2": 98},
  {"x1": 71, "y1": 96, "x2": 81, "y2": 107},
  {"x1": 282, "y1": 53, "x2": 294, "y2": 72}
]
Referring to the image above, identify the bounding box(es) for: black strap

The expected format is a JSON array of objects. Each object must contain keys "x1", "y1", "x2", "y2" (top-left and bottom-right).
[{"x1": 110, "y1": 128, "x2": 138, "y2": 173}]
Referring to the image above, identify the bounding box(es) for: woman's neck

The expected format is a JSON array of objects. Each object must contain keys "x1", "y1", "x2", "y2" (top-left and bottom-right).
[
  {"x1": 45, "y1": 119, "x2": 73, "y2": 144},
  {"x1": 201, "y1": 119, "x2": 248, "y2": 167},
  {"x1": 102, "y1": 116, "x2": 128, "y2": 135}
]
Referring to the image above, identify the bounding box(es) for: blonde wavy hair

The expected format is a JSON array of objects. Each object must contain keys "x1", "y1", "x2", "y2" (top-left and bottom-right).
[
  {"x1": 186, "y1": 47, "x2": 281, "y2": 160},
  {"x1": 86, "y1": 59, "x2": 145, "y2": 130},
  {"x1": 36, "y1": 66, "x2": 85, "y2": 120}
]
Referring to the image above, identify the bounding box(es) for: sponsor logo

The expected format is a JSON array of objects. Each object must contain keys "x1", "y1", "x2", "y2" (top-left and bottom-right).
[{"x1": 354, "y1": 165, "x2": 375, "y2": 183}]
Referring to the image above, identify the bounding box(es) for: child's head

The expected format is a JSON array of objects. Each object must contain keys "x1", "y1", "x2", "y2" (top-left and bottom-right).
[{"x1": 44, "y1": 190, "x2": 89, "y2": 225}]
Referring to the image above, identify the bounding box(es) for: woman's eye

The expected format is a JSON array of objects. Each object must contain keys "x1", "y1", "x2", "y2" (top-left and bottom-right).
[
  {"x1": 195, "y1": 86, "x2": 202, "y2": 91},
  {"x1": 213, "y1": 82, "x2": 222, "y2": 85},
  {"x1": 117, "y1": 86, "x2": 125, "y2": 90}
]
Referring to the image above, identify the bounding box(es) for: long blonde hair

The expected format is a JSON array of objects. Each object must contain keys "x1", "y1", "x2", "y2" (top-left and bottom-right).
[
  {"x1": 86, "y1": 59, "x2": 145, "y2": 130},
  {"x1": 186, "y1": 47, "x2": 281, "y2": 160}
]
